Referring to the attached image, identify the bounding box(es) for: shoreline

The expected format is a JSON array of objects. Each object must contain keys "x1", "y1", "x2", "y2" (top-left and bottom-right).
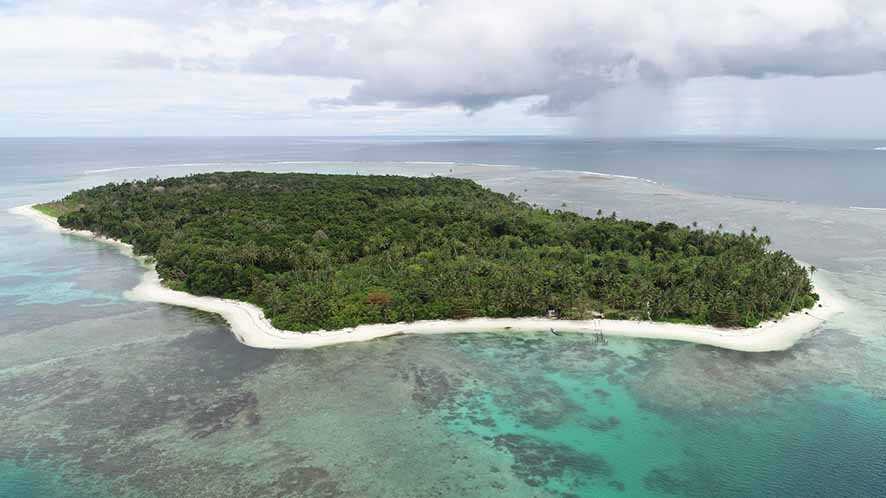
[{"x1": 11, "y1": 204, "x2": 846, "y2": 352}]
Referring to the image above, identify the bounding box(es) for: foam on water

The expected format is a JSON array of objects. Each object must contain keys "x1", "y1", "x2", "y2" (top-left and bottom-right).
[
  {"x1": 850, "y1": 205, "x2": 886, "y2": 211},
  {"x1": 81, "y1": 166, "x2": 146, "y2": 174},
  {"x1": 579, "y1": 170, "x2": 659, "y2": 184}
]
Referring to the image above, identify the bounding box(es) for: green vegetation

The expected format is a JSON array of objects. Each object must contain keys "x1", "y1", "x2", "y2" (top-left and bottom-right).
[
  {"x1": 33, "y1": 201, "x2": 78, "y2": 219},
  {"x1": 39, "y1": 172, "x2": 817, "y2": 331}
]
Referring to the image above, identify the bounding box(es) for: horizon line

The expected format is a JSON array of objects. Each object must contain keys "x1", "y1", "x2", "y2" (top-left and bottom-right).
[{"x1": 2, "y1": 134, "x2": 885, "y2": 141}]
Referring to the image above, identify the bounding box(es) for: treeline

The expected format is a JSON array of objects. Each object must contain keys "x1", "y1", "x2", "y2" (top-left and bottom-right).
[{"x1": 43, "y1": 172, "x2": 817, "y2": 331}]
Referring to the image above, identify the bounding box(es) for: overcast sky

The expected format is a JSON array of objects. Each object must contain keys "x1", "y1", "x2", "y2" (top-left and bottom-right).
[{"x1": 2, "y1": 0, "x2": 886, "y2": 137}]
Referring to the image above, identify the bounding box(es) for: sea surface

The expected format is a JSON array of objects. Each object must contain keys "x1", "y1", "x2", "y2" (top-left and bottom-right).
[{"x1": 1, "y1": 137, "x2": 885, "y2": 497}]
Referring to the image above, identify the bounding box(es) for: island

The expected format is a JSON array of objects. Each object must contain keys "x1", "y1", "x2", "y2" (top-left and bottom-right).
[{"x1": 19, "y1": 171, "x2": 840, "y2": 351}]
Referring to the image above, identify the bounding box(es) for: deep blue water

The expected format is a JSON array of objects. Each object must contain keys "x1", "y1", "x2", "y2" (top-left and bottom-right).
[{"x1": 1, "y1": 137, "x2": 885, "y2": 497}]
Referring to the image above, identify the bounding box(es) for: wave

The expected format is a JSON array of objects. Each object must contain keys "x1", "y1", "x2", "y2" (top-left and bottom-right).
[
  {"x1": 405, "y1": 161, "x2": 458, "y2": 165},
  {"x1": 263, "y1": 160, "x2": 357, "y2": 165},
  {"x1": 82, "y1": 166, "x2": 146, "y2": 174},
  {"x1": 874, "y1": 147, "x2": 886, "y2": 151},
  {"x1": 266, "y1": 160, "x2": 518, "y2": 168},
  {"x1": 849, "y1": 206, "x2": 886, "y2": 211},
  {"x1": 155, "y1": 162, "x2": 228, "y2": 168},
  {"x1": 518, "y1": 168, "x2": 660, "y2": 185},
  {"x1": 579, "y1": 170, "x2": 658, "y2": 185},
  {"x1": 466, "y1": 162, "x2": 522, "y2": 169},
  {"x1": 83, "y1": 162, "x2": 229, "y2": 174}
]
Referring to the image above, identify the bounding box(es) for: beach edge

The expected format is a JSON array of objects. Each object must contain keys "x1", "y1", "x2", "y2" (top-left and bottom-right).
[{"x1": 10, "y1": 204, "x2": 846, "y2": 352}]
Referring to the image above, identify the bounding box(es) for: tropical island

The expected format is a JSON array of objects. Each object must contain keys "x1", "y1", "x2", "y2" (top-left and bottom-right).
[{"x1": 33, "y1": 171, "x2": 820, "y2": 337}]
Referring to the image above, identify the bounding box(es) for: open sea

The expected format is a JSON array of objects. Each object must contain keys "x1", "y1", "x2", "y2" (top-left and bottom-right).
[{"x1": 1, "y1": 137, "x2": 885, "y2": 497}]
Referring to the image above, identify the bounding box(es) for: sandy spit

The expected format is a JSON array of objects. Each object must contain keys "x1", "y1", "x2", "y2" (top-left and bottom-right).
[{"x1": 12, "y1": 204, "x2": 845, "y2": 352}]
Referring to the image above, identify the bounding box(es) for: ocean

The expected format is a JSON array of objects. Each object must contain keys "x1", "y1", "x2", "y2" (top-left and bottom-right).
[{"x1": 1, "y1": 137, "x2": 884, "y2": 497}]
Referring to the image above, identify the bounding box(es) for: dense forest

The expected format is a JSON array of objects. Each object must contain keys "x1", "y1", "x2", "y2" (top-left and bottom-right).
[{"x1": 39, "y1": 172, "x2": 817, "y2": 331}]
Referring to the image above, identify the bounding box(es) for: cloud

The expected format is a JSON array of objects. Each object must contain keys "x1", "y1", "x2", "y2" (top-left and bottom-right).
[
  {"x1": 3, "y1": 0, "x2": 886, "y2": 136},
  {"x1": 110, "y1": 52, "x2": 238, "y2": 72},
  {"x1": 110, "y1": 52, "x2": 177, "y2": 70},
  {"x1": 241, "y1": 0, "x2": 886, "y2": 114}
]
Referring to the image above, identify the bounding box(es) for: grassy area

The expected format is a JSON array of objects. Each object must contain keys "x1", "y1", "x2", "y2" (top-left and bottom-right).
[{"x1": 33, "y1": 201, "x2": 79, "y2": 218}]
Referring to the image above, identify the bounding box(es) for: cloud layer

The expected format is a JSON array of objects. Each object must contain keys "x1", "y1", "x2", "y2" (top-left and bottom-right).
[
  {"x1": 242, "y1": 0, "x2": 886, "y2": 113},
  {"x1": 3, "y1": 0, "x2": 886, "y2": 135}
]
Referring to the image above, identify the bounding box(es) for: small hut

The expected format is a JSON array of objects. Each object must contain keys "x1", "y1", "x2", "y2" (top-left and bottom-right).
[{"x1": 546, "y1": 306, "x2": 560, "y2": 319}]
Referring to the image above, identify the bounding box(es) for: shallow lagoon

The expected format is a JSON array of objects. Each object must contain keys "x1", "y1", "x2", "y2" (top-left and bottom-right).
[{"x1": 1, "y1": 140, "x2": 885, "y2": 497}]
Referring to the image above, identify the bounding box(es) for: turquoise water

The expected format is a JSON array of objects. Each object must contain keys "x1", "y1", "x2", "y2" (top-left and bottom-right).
[
  {"x1": 436, "y1": 335, "x2": 886, "y2": 497},
  {"x1": 1, "y1": 138, "x2": 885, "y2": 497},
  {"x1": 3, "y1": 331, "x2": 884, "y2": 497},
  {"x1": 0, "y1": 459, "x2": 126, "y2": 498},
  {"x1": 445, "y1": 338, "x2": 685, "y2": 496}
]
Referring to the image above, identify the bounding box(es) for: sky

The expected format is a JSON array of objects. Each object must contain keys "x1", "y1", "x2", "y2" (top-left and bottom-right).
[{"x1": 2, "y1": 0, "x2": 886, "y2": 137}]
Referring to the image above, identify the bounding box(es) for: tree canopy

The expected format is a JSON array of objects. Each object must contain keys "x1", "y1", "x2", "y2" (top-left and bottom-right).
[{"x1": 40, "y1": 172, "x2": 817, "y2": 331}]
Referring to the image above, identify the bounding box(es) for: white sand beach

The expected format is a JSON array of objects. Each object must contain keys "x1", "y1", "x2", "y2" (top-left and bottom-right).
[{"x1": 12, "y1": 204, "x2": 846, "y2": 352}]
